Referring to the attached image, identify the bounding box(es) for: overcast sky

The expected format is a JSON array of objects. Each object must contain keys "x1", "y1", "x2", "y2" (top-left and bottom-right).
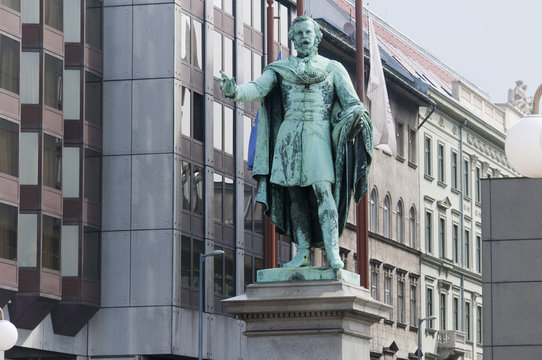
[{"x1": 366, "y1": 0, "x2": 542, "y2": 104}]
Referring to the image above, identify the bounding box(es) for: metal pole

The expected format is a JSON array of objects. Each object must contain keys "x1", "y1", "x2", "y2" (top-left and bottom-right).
[
  {"x1": 354, "y1": 0, "x2": 369, "y2": 288},
  {"x1": 198, "y1": 253, "x2": 204, "y2": 360}
]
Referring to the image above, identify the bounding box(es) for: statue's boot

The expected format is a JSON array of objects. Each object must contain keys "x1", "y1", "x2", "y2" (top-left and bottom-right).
[
  {"x1": 282, "y1": 238, "x2": 311, "y2": 268},
  {"x1": 323, "y1": 234, "x2": 344, "y2": 269}
]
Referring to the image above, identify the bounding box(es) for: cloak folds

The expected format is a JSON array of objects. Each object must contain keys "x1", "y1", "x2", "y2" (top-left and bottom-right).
[{"x1": 252, "y1": 61, "x2": 373, "y2": 248}]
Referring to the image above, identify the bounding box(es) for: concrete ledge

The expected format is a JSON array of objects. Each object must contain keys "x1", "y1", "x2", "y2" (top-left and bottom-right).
[{"x1": 257, "y1": 266, "x2": 360, "y2": 286}]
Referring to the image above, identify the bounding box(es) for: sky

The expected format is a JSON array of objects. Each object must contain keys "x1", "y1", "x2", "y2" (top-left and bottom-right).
[{"x1": 365, "y1": 0, "x2": 542, "y2": 104}]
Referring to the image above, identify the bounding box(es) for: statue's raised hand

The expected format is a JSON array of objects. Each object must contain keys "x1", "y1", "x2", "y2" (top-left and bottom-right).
[{"x1": 219, "y1": 71, "x2": 237, "y2": 98}]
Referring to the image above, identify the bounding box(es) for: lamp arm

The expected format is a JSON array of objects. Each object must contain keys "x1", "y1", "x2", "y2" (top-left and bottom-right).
[{"x1": 533, "y1": 84, "x2": 542, "y2": 115}]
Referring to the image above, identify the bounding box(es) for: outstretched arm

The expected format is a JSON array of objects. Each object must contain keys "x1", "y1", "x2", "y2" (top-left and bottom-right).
[{"x1": 219, "y1": 69, "x2": 278, "y2": 102}]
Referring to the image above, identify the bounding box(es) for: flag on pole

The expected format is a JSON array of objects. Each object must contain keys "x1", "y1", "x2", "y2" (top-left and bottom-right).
[
  {"x1": 367, "y1": 16, "x2": 396, "y2": 156},
  {"x1": 247, "y1": 51, "x2": 282, "y2": 170}
]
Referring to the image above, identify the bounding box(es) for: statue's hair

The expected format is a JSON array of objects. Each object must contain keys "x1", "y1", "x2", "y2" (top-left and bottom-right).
[{"x1": 288, "y1": 16, "x2": 323, "y2": 46}]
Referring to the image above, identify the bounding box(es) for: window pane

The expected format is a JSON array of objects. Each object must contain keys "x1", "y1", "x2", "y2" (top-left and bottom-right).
[
  {"x1": 0, "y1": 203, "x2": 17, "y2": 261},
  {"x1": 0, "y1": 34, "x2": 20, "y2": 94},
  {"x1": 214, "y1": 173, "x2": 223, "y2": 222},
  {"x1": 223, "y1": 36, "x2": 233, "y2": 77},
  {"x1": 21, "y1": 52, "x2": 39, "y2": 104},
  {"x1": 244, "y1": 255, "x2": 252, "y2": 288},
  {"x1": 181, "y1": 236, "x2": 191, "y2": 286},
  {"x1": 44, "y1": 54, "x2": 63, "y2": 110},
  {"x1": 21, "y1": 0, "x2": 38, "y2": 23},
  {"x1": 244, "y1": 185, "x2": 252, "y2": 231},
  {"x1": 1, "y1": 0, "x2": 20, "y2": 11},
  {"x1": 223, "y1": 0, "x2": 232, "y2": 14},
  {"x1": 253, "y1": 52, "x2": 262, "y2": 79},
  {"x1": 254, "y1": 202, "x2": 263, "y2": 235},
  {"x1": 86, "y1": 0, "x2": 102, "y2": 49},
  {"x1": 62, "y1": 147, "x2": 80, "y2": 198},
  {"x1": 84, "y1": 149, "x2": 101, "y2": 203},
  {"x1": 280, "y1": 4, "x2": 288, "y2": 46},
  {"x1": 224, "y1": 177, "x2": 234, "y2": 225},
  {"x1": 240, "y1": 46, "x2": 251, "y2": 83},
  {"x1": 193, "y1": 92, "x2": 204, "y2": 142},
  {"x1": 253, "y1": 0, "x2": 261, "y2": 31},
  {"x1": 192, "y1": 238, "x2": 204, "y2": 287},
  {"x1": 182, "y1": 161, "x2": 191, "y2": 211},
  {"x1": 213, "y1": 31, "x2": 222, "y2": 77},
  {"x1": 43, "y1": 134, "x2": 62, "y2": 189},
  {"x1": 214, "y1": 244, "x2": 223, "y2": 294},
  {"x1": 18, "y1": 214, "x2": 37, "y2": 267},
  {"x1": 213, "y1": 102, "x2": 223, "y2": 151},
  {"x1": 61, "y1": 225, "x2": 79, "y2": 276},
  {"x1": 85, "y1": 72, "x2": 102, "y2": 125},
  {"x1": 63, "y1": 70, "x2": 80, "y2": 119},
  {"x1": 243, "y1": 115, "x2": 251, "y2": 161},
  {"x1": 243, "y1": 0, "x2": 251, "y2": 26},
  {"x1": 44, "y1": 0, "x2": 63, "y2": 31},
  {"x1": 224, "y1": 106, "x2": 233, "y2": 155},
  {"x1": 181, "y1": 14, "x2": 190, "y2": 63},
  {"x1": 181, "y1": 87, "x2": 191, "y2": 137},
  {"x1": 42, "y1": 215, "x2": 61, "y2": 270},
  {"x1": 192, "y1": 19, "x2": 202, "y2": 70},
  {"x1": 20, "y1": 132, "x2": 39, "y2": 185},
  {"x1": 0, "y1": 118, "x2": 19, "y2": 177},
  {"x1": 396, "y1": 123, "x2": 404, "y2": 157},
  {"x1": 83, "y1": 226, "x2": 100, "y2": 280},
  {"x1": 192, "y1": 166, "x2": 204, "y2": 215},
  {"x1": 64, "y1": 0, "x2": 81, "y2": 42},
  {"x1": 224, "y1": 248, "x2": 235, "y2": 297}
]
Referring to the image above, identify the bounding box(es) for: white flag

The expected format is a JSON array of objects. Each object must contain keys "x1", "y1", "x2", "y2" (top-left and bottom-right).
[{"x1": 367, "y1": 16, "x2": 396, "y2": 156}]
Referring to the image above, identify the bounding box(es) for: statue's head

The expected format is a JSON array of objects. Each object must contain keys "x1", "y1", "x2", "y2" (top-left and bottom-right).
[{"x1": 288, "y1": 16, "x2": 322, "y2": 57}]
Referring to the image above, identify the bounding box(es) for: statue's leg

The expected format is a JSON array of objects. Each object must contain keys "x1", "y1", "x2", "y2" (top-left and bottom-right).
[
  {"x1": 313, "y1": 181, "x2": 344, "y2": 269},
  {"x1": 282, "y1": 186, "x2": 312, "y2": 268}
]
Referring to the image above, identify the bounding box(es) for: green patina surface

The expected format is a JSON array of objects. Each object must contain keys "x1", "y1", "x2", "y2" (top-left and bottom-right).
[{"x1": 257, "y1": 267, "x2": 360, "y2": 286}]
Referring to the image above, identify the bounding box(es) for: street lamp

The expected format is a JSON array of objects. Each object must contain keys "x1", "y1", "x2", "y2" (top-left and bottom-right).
[
  {"x1": 198, "y1": 250, "x2": 224, "y2": 360},
  {"x1": 0, "y1": 307, "x2": 18, "y2": 353},
  {"x1": 505, "y1": 84, "x2": 542, "y2": 177},
  {"x1": 417, "y1": 315, "x2": 437, "y2": 360}
]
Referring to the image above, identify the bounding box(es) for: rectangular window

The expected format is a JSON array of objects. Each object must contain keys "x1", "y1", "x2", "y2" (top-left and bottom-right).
[
  {"x1": 396, "y1": 122, "x2": 404, "y2": 158},
  {"x1": 384, "y1": 275, "x2": 392, "y2": 305},
  {"x1": 43, "y1": 134, "x2": 62, "y2": 190},
  {"x1": 476, "y1": 235, "x2": 482, "y2": 273},
  {"x1": 21, "y1": 0, "x2": 38, "y2": 23},
  {"x1": 0, "y1": 118, "x2": 19, "y2": 177},
  {"x1": 64, "y1": 0, "x2": 81, "y2": 42},
  {"x1": 408, "y1": 129, "x2": 416, "y2": 164},
  {"x1": 477, "y1": 305, "x2": 483, "y2": 344},
  {"x1": 83, "y1": 227, "x2": 100, "y2": 281},
  {"x1": 1, "y1": 0, "x2": 20, "y2": 11},
  {"x1": 213, "y1": 173, "x2": 223, "y2": 222},
  {"x1": 424, "y1": 136, "x2": 432, "y2": 176},
  {"x1": 20, "y1": 132, "x2": 39, "y2": 185},
  {"x1": 62, "y1": 147, "x2": 80, "y2": 198},
  {"x1": 426, "y1": 288, "x2": 434, "y2": 328},
  {"x1": 44, "y1": 0, "x2": 63, "y2": 31},
  {"x1": 63, "y1": 70, "x2": 81, "y2": 119},
  {"x1": 465, "y1": 230, "x2": 470, "y2": 268},
  {"x1": 84, "y1": 149, "x2": 101, "y2": 204},
  {"x1": 44, "y1": 54, "x2": 63, "y2": 110},
  {"x1": 425, "y1": 211, "x2": 432, "y2": 253},
  {"x1": 397, "y1": 279, "x2": 405, "y2": 323},
  {"x1": 181, "y1": 235, "x2": 191, "y2": 286},
  {"x1": 193, "y1": 91, "x2": 205, "y2": 142},
  {"x1": 371, "y1": 266, "x2": 378, "y2": 300},
  {"x1": 85, "y1": 72, "x2": 102, "y2": 125},
  {"x1": 465, "y1": 301, "x2": 471, "y2": 340},
  {"x1": 438, "y1": 143, "x2": 445, "y2": 182},
  {"x1": 440, "y1": 293, "x2": 446, "y2": 330},
  {"x1": 410, "y1": 283, "x2": 417, "y2": 327},
  {"x1": 42, "y1": 215, "x2": 61, "y2": 271},
  {"x1": 181, "y1": 87, "x2": 191, "y2": 137},
  {"x1": 18, "y1": 214, "x2": 37, "y2": 267},
  {"x1": 21, "y1": 52, "x2": 39, "y2": 104},
  {"x1": 464, "y1": 159, "x2": 470, "y2": 197},
  {"x1": 213, "y1": 102, "x2": 223, "y2": 151},
  {"x1": 453, "y1": 224, "x2": 459, "y2": 263},
  {"x1": 0, "y1": 34, "x2": 20, "y2": 94},
  {"x1": 244, "y1": 184, "x2": 253, "y2": 231},
  {"x1": 451, "y1": 152, "x2": 458, "y2": 189},
  {"x1": 439, "y1": 217, "x2": 445, "y2": 258},
  {"x1": 214, "y1": 245, "x2": 235, "y2": 297},
  {"x1": 86, "y1": 0, "x2": 102, "y2": 49},
  {"x1": 475, "y1": 167, "x2": 481, "y2": 202},
  {"x1": 61, "y1": 225, "x2": 79, "y2": 276},
  {"x1": 0, "y1": 203, "x2": 17, "y2": 261},
  {"x1": 454, "y1": 297, "x2": 459, "y2": 330}
]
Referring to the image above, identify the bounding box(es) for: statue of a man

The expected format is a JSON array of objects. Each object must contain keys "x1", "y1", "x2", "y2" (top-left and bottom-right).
[{"x1": 220, "y1": 16, "x2": 372, "y2": 269}]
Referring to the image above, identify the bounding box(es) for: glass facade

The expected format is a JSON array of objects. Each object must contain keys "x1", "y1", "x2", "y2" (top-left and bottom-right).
[
  {"x1": 43, "y1": 134, "x2": 62, "y2": 189},
  {"x1": 0, "y1": 118, "x2": 19, "y2": 177},
  {"x1": 0, "y1": 34, "x2": 20, "y2": 94},
  {"x1": 42, "y1": 215, "x2": 61, "y2": 270},
  {"x1": 0, "y1": 203, "x2": 17, "y2": 261},
  {"x1": 44, "y1": 54, "x2": 63, "y2": 110}
]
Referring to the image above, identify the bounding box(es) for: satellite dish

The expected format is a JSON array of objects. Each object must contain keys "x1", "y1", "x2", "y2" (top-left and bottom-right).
[{"x1": 343, "y1": 22, "x2": 355, "y2": 36}]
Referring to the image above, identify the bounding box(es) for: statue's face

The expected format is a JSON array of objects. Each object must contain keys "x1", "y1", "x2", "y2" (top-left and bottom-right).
[{"x1": 292, "y1": 20, "x2": 316, "y2": 55}]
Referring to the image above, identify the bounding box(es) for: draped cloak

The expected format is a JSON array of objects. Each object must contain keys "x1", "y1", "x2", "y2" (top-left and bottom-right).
[{"x1": 250, "y1": 57, "x2": 373, "y2": 248}]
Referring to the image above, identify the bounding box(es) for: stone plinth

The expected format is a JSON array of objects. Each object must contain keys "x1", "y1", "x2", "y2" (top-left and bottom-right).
[{"x1": 223, "y1": 279, "x2": 391, "y2": 360}]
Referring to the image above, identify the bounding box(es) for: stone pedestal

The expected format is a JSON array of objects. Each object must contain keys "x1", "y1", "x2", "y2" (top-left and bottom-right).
[{"x1": 223, "y1": 270, "x2": 391, "y2": 360}]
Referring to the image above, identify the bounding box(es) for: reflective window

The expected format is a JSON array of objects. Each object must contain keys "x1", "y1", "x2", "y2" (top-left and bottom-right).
[
  {"x1": 62, "y1": 147, "x2": 80, "y2": 198},
  {"x1": 86, "y1": 0, "x2": 102, "y2": 49},
  {"x1": 408, "y1": 128, "x2": 416, "y2": 163},
  {"x1": 223, "y1": 36, "x2": 233, "y2": 77},
  {"x1": 453, "y1": 224, "x2": 459, "y2": 263},
  {"x1": 180, "y1": 15, "x2": 202, "y2": 70},
  {"x1": 439, "y1": 217, "x2": 446, "y2": 258},
  {"x1": 396, "y1": 201, "x2": 403, "y2": 243},
  {"x1": 396, "y1": 122, "x2": 404, "y2": 157},
  {"x1": 0, "y1": 118, "x2": 19, "y2": 177},
  {"x1": 213, "y1": 31, "x2": 222, "y2": 78},
  {"x1": 180, "y1": 14, "x2": 190, "y2": 63},
  {"x1": 21, "y1": 52, "x2": 39, "y2": 104},
  {"x1": 192, "y1": 165, "x2": 204, "y2": 215},
  {"x1": 61, "y1": 225, "x2": 79, "y2": 276},
  {"x1": 0, "y1": 34, "x2": 20, "y2": 94},
  {"x1": 464, "y1": 159, "x2": 470, "y2": 196},
  {"x1": 44, "y1": 54, "x2": 63, "y2": 110},
  {"x1": 240, "y1": 46, "x2": 251, "y2": 83},
  {"x1": 279, "y1": 4, "x2": 288, "y2": 46},
  {"x1": 243, "y1": 115, "x2": 251, "y2": 161},
  {"x1": 425, "y1": 211, "x2": 432, "y2": 253},
  {"x1": 192, "y1": 238, "x2": 204, "y2": 286},
  {"x1": 410, "y1": 283, "x2": 417, "y2": 326},
  {"x1": 18, "y1": 214, "x2": 37, "y2": 267},
  {"x1": 0, "y1": 203, "x2": 17, "y2": 261},
  {"x1": 214, "y1": 173, "x2": 223, "y2": 222},
  {"x1": 21, "y1": 0, "x2": 38, "y2": 23},
  {"x1": 182, "y1": 161, "x2": 191, "y2": 211},
  {"x1": 44, "y1": 0, "x2": 63, "y2": 31},
  {"x1": 83, "y1": 227, "x2": 100, "y2": 280},
  {"x1": 409, "y1": 207, "x2": 416, "y2": 247},
  {"x1": 438, "y1": 143, "x2": 445, "y2": 182},
  {"x1": 43, "y1": 134, "x2": 62, "y2": 190},
  {"x1": 214, "y1": 245, "x2": 235, "y2": 297},
  {"x1": 181, "y1": 235, "x2": 191, "y2": 286},
  {"x1": 214, "y1": 0, "x2": 232, "y2": 15},
  {"x1": 1, "y1": 0, "x2": 20, "y2": 11},
  {"x1": 63, "y1": 70, "x2": 80, "y2": 119},
  {"x1": 244, "y1": 185, "x2": 252, "y2": 231},
  {"x1": 397, "y1": 279, "x2": 405, "y2": 323},
  {"x1": 213, "y1": 102, "x2": 223, "y2": 151},
  {"x1": 383, "y1": 195, "x2": 390, "y2": 238},
  {"x1": 42, "y1": 215, "x2": 61, "y2": 270},
  {"x1": 424, "y1": 136, "x2": 431, "y2": 176},
  {"x1": 181, "y1": 87, "x2": 191, "y2": 137},
  {"x1": 224, "y1": 176, "x2": 234, "y2": 225},
  {"x1": 193, "y1": 19, "x2": 202, "y2": 70},
  {"x1": 224, "y1": 106, "x2": 233, "y2": 155},
  {"x1": 64, "y1": 0, "x2": 81, "y2": 42},
  {"x1": 20, "y1": 132, "x2": 39, "y2": 185},
  {"x1": 193, "y1": 91, "x2": 204, "y2": 142},
  {"x1": 426, "y1": 288, "x2": 434, "y2": 328},
  {"x1": 253, "y1": 52, "x2": 262, "y2": 78},
  {"x1": 451, "y1": 151, "x2": 458, "y2": 189},
  {"x1": 84, "y1": 149, "x2": 101, "y2": 203},
  {"x1": 254, "y1": 202, "x2": 263, "y2": 235},
  {"x1": 85, "y1": 72, "x2": 102, "y2": 125}
]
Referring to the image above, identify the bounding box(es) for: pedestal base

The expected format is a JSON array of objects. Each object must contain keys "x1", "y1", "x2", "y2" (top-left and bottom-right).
[{"x1": 223, "y1": 280, "x2": 391, "y2": 360}]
